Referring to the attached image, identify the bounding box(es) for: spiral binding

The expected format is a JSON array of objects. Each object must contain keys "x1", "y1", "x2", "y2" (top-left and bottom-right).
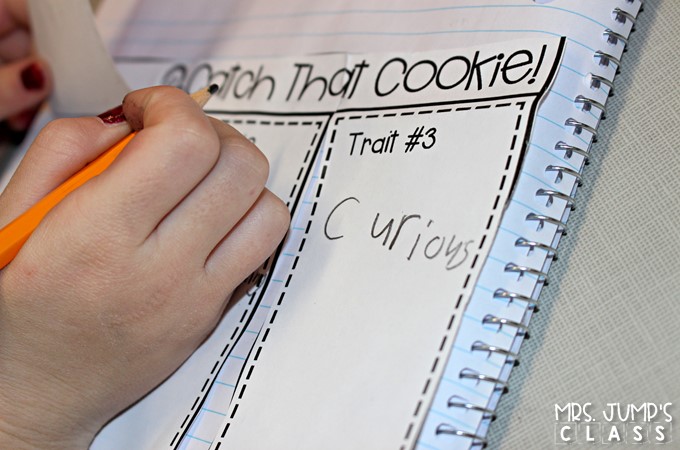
[
  {"x1": 565, "y1": 117, "x2": 598, "y2": 142},
  {"x1": 613, "y1": 7, "x2": 636, "y2": 25},
  {"x1": 546, "y1": 164, "x2": 583, "y2": 186},
  {"x1": 471, "y1": 340, "x2": 520, "y2": 366},
  {"x1": 536, "y1": 188, "x2": 576, "y2": 210},
  {"x1": 555, "y1": 140, "x2": 590, "y2": 165},
  {"x1": 439, "y1": 4, "x2": 641, "y2": 447},
  {"x1": 482, "y1": 314, "x2": 530, "y2": 339},
  {"x1": 587, "y1": 74, "x2": 615, "y2": 96},
  {"x1": 526, "y1": 212, "x2": 567, "y2": 235},
  {"x1": 435, "y1": 424, "x2": 487, "y2": 448},
  {"x1": 459, "y1": 368, "x2": 509, "y2": 393},
  {"x1": 603, "y1": 29, "x2": 628, "y2": 47},
  {"x1": 594, "y1": 50, "x2": 622, "y2": 74},
  {"x1": 575, "y1": 95, "x2": 607, "y2": 118},
  {"x1": 493, "y1": 288, "x2": 539, "y2": 309},
  {"x1": 504, "y1": 263, "x2": 549, "y2": 285},
  {"x1": 447, "y1": 395, "x2": 498, "y2": 421}
]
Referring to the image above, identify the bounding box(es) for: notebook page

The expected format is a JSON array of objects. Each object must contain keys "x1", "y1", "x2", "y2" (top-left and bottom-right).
[
  {"x1": 88, "y1": 1, "x2": 638, "y2": 449},
  {"x1": 205, "y1": 41, "x2": 562, "y2": 450}
]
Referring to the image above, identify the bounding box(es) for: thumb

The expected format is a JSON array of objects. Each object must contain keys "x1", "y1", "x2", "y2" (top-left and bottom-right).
[
  {"x1": 0, "y1": 57, "x2": 51, "y2": 119},
  {"x1": 0, "y1": 111, "x2": 130, "y2": 227}
]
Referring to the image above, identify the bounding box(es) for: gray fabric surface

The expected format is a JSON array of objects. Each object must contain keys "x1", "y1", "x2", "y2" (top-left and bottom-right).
[{"x1": 487, "y1": 0, "x2": 680, "y2": 448}]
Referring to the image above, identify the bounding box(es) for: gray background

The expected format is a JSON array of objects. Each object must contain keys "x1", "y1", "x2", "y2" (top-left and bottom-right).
[{"x1": 488, "y1": 0, "x2": 680, "y2": 448}]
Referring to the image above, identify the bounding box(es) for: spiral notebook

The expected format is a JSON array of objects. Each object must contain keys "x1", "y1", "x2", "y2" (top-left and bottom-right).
[{"x1": 10, "y1": 1, "x2": 642, "y2": 449}]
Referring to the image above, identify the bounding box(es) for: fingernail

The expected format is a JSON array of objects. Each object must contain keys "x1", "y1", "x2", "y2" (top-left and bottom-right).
[
  {"x1": 20, "y1": 62, "x2": 45, "y2": 91},
  {"x1": 97, "y1": 105, "x2": 126, "y2": 124}
]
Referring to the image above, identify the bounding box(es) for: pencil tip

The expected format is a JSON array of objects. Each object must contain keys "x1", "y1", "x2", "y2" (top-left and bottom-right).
[{"x1": 208, "y1": 84, "x2": 219, "y2": 95}]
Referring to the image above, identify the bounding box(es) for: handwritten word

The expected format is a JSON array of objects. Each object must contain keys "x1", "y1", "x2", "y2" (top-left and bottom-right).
[{"x1": 324, "y1": 196, "x2": 473, "y2": 271}]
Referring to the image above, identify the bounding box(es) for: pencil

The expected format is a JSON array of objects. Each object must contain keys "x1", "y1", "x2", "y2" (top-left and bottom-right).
[{"x1": 0, "y1": 84, "x2": 219, "y2": 270}]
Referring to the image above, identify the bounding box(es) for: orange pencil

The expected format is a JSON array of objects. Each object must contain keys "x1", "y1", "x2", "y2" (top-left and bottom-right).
[{"x1": 0, "y1": 84, "x2": 219, "y2": 270}]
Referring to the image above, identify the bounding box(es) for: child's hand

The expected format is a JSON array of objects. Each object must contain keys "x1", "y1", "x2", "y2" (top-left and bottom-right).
[
  {"x1": 0, "y1": 0, "x2": 51, "y2": 129},
  {"x1": 0, "y1": 86, "x2": 290, "y2": 449}
]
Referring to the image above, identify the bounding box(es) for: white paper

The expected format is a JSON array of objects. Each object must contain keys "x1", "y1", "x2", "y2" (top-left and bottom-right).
[
  {"x1": 28, "y1": 0, "x2": 129, "y2": 115},
  {"x1": 90, "y1": 38, "x2": 563, "y2": 450},
  {"x1": 87, "y1": 0, "x2": 641, "y2": 447}
]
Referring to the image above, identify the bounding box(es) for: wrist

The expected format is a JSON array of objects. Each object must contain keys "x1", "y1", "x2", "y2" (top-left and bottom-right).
[{"x1": 0, "y1": 367, "x2": 97, "y2": 450}]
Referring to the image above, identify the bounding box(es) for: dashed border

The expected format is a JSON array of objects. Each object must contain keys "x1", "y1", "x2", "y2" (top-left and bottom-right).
[
  {"x1": 214, "y1": 100, "x2": 526, "y2": 448},
  {"x1": 170, "y1": 117, "x2": 325, "y2": 449},
  {"x1": 401, "y1": 101, "x2": 525, "y2": 448}
]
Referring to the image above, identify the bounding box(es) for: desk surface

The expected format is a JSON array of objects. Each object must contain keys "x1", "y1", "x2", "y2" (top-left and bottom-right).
[{"x1": 489, "y1": 0, "x2": 680, "y2": 447}]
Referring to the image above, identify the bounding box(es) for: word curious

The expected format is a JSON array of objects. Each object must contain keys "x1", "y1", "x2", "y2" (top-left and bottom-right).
[{"x1": 323, "y1": 196, "x2": 473, "y2": 271}]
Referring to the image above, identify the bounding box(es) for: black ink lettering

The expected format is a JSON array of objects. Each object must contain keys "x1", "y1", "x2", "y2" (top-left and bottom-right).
[
  {"x1": 389, "y1": 214, "x2": 421, "y2": 250},
  {"x1": 436, "y1": 56, "x2": 470, "y2": 90},
  {"x1": 347, "y1": 60, "x2": 369, "y2": 98},
  {"x1": 502, "y1": 50, "x2": 534, "y2": 85},
  {"x1": 389, "y1": 130, "x2": 399, "y2": 153},
  {"x1": 286, "y1": 63, "x2": 305, "y2": 101},
  {"x1": 466, "y1": 51, "x2": 498, "y2": 90},
  {"x1": 185, "y1": 63, "x2": 234, "y2": 97},
  {"x1": 348, "y1": 132, "x2": 364, "y2": 156},
  {"x1": 424, "y1": 236, "x2": 444, "y2": 259},
  {"x1": 407, "y1": 219, "x2": 433, "y2": 261},
  {"x1": 324, "y1": 197, "x2": 360, "y2": 240},
  {"x1": 445, "y1": 239, "x2": 463, "y2": 270},
  {"x1": 329, "y1": 67, "x2": 353, "y2": 97},
  {"x1": 233, "y1": 70, "x2": 256, "y2": 99},
  {"x1": 245, "y1": 66, "x2": 275, "y2": 100},
  {"x1": 488, "y1": 53, "x2": 504, "y2": 87},
  {"x1": 407, "y1": 234, "x2": 421, "y2": 261},
  {"x1": 371, "y1": 213, "x2": 395, "y2": 246},
  {"x1": 375, "y1": 57, "x2": 406, "y2": 97},
  {"x1": 161, "y1": 63, "x2": 188, "y2": 88},
  {"x1": 286, "y1": 63, "x2": 328, "y2": 101},
  {"x1": 404, "y1": 59, "x2": 437, "y2": 93},
  {"x1": 529, "y1": 44, "x2": 546, "y2": 85},
  {"x1": 422, "y1": 128, "x2": 436, "y2": 149}
]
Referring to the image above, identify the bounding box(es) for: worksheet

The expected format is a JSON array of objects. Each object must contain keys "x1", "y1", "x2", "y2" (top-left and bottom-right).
[{"x1": 92, "y1": 37, "x2": 563, "y2": 449}]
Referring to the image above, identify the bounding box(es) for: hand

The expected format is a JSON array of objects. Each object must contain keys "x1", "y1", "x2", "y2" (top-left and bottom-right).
[
  {"x1": 0, "y1": 0, "x2": 51, "y2": 130},
  {"x1": 0, "y1": 86, "x2": 290, "y2": 448}
]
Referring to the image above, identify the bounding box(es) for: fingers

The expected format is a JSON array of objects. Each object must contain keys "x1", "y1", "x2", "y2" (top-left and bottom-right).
[
  {"x1": 204, "y1": 189, "x2": 290, "y2": 292},
  {"x1": 0, "y1": 58, "x2": 50, "y2": 120},
  {"x1": 153, "y1": 118, "x2": 269, "y2": 258},
  {"x1": 0, "y1": 116, "x2": 130, "y2": 227},
  {"x1": 78, "y1": 86, "x2": 220, "y2": 242},
  {"x1": 2, "y1": 0, "x2": 29, "y2": 31},
  {"x1": 4, "y1": 83, "x2": 289, "y2": 296},
  {"x1": 0, "y1": 27, "x2": 30, "y2": 60}
]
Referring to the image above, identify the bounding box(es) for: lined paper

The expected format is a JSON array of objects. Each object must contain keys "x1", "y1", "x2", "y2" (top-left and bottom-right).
[{"x1": 84, "y1": 2, "x2": 639, "y2": 449}]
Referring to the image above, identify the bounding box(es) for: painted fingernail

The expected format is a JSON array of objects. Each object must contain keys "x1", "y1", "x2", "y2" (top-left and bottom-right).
[
  {"x1": 20, "y1": 62, "x2": 45, "y2": 91},
  {"x1": 97, "y1": 105, "x2": 126, "y2": 124}
]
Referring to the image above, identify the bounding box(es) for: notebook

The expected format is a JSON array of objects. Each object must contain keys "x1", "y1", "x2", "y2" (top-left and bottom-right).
[{"x1": 0, "y1": 1, "x2": 641, "y2": 449}]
